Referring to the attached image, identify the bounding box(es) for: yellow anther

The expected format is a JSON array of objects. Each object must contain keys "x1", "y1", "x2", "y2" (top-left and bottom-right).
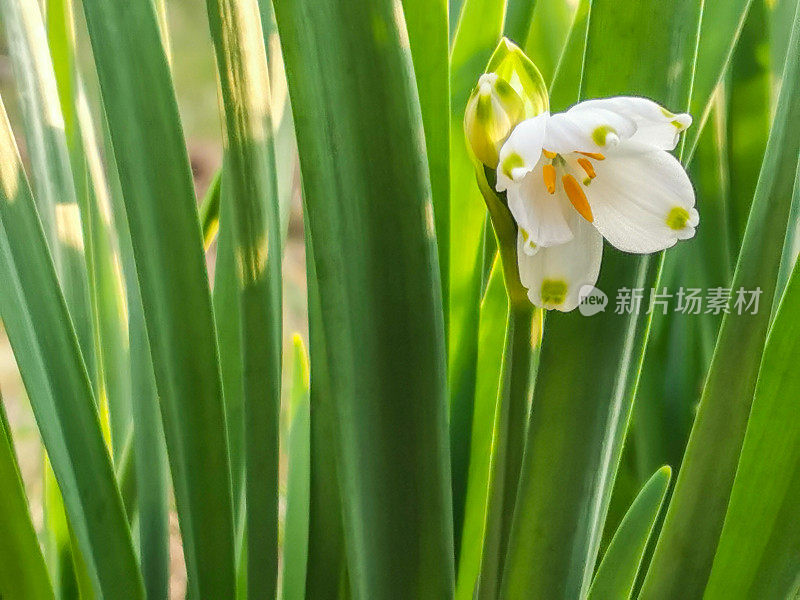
[
  {"x1": 542, "y1": 164, "x2": 557, "y2": 194},
  {"x1": 543, "y1": 149, "x2": 557, "y2": 159},
  {"x1": 577, "y1": 151, "x2": 605, "y2": 161},
  {"x1": 562, "y1": 174, "x2": 594, "y2": 223},
  {"x1": 577, "y1": 157, "x2": 596, "y2": 179}
]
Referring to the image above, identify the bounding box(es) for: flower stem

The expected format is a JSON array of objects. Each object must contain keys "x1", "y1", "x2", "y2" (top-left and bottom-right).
[{"x1": 478, "y1": 300, "x2": 536, "y2": 600}]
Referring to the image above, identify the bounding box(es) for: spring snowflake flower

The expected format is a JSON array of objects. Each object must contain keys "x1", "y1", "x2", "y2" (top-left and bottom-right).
[{"x1": 495, "y1": 97, "x2": 698, "y2": 311}]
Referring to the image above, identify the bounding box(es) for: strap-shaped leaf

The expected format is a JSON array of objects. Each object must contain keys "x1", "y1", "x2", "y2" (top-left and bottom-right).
[
  {"x1": 588, "y1": 467, "x2": 671, "y2": 600},
  {"x1": 76, "y1": 0, "x2": 236, "y2": 596},
  {"x1": 272, "y1": 0, "x2": 454, "y2": 594},
  {"x1": 0, "y1": 98, "x2": 143, "y2": 599},
  {"x1": 641, "y1": 3, "x2": 800, "y2": 597},
  {"x1": 205, "y1": 0, "x2": 283, "y2": 596}
]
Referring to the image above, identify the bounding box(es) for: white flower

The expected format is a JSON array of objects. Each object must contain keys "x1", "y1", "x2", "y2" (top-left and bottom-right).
[{"x1": 495, "y1": 96, "x2": 698, "y2": 311}]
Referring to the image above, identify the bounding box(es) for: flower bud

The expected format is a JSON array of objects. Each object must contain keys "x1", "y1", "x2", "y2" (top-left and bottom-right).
[
  {"x1": 486, "y1": 38, "x2": 549, "y2": 120},
  {"x1": 464, "y1": 73, "x2": 525, "y2": 168}
]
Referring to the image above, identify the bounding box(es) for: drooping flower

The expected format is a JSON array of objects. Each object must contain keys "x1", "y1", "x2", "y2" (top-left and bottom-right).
[{"x1": 495, "y1": 97, "x2": 698, "y2": 311}]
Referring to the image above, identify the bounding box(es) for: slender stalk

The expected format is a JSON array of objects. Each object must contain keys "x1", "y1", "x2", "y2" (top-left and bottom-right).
[
  {"x1": 477, "y1": 300, "x2": 534, "y2": 600},
  {"x1": 474, "y1": 164, "x2": 538, "y2": 600}
]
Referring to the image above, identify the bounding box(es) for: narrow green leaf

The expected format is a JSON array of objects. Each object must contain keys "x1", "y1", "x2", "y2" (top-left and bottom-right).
[
  {"x1": 640, "y1": 4, "x2": 800, "y2": 597},
  {"x1": 205, "y1": 1, "x2": 283, "y2": 597},
  {"x1": 704, "y1": 241, "x2": 800, "y2": 598},
  {"x1": 547, "y1": 0, "x2": 589, "y2": 112},
  {"x1": 523, "y1": 0, "x2": 575, "y2": 86},
  {"x1": 684, "y1": 0, "x2": 754, "y2": 159},
  {"x1": 448, "y1": 0, "x2": 506, "y2": 556},
  {"x1": 199, "y1": 169, "x2": 221, "y2": 251},
  {"x1": 0, "y1": 0, "x2": 95, "y2": 379},
  {"x1": 281, "y1": 335, "x2": 311, "y2": 600},
  {"x1": 725, "y1": 0, "x2": 771, "y2": 251},
  {"x1": 303, "y1": 224, "x2": 347, "y2": 599},
  {"x1": 503, "y1": 0, "x2": 535, "y2": 45},
  {"x1": 633, "y1": 93, "x2": 733, "y2": 484},
  {"x1": 0, "y1": 394, "x2": 54, "y2": 600},
  {"x1": 0, "y1": 96, "x2": 143, "y2": 598},
  {"x1": 77, "y1": 0, "x2": 237, "y2": 595},
  {"x1": 587, "y1": 467, "x2": 671, "y2": 600},
  {"x1": 272, "y1": 0, "x2": 454, "y2": 595},
  {"x1": 402, "y1": 0, "x2": 450, "y2": 320},
  {"x1": 455, "y1": 258, "x2": 507, "y2": 600},
  {"x1": 502, "y1": 1, "x2": 703, "y2": 598}
]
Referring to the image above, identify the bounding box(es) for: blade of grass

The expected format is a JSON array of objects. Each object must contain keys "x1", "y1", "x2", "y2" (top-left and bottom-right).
[
  {"x1": 501, "y1": 1, "x2": 703, "y2": 597},
  {"x1": 448, "y1": 0, "x2": 507, "y2": 556},
  {"x1": 0, "y1": 95, "x2": 143, "y2": 598},
  {"x1": 272, "y1": 0, "x2": 455, "y2": 595},
  {"x1": 205, "y1": 0, "x2": 283, "y2": 596},
  {"x1": 704, "y1": 235, "x2": 800, "y2": 598},
  {"x1": 0, "y1": 392, "x2": 54, "y2": 600},
  {"x1": 281, "y1": 335, "x2": 311, "y2": 600},
  {"x1": 640, "y1": 3, "x2": 800, "y2": 597},
  {"x1": 77, "y1": 0, "x2": 237, "y2": 595},
  {"x1": 587, "y1": 467, "x2": 671, "y2": 600}
]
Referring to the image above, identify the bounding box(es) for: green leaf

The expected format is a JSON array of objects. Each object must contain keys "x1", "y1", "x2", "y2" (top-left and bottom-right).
[
  {"x1": 587, "y1": 467, "x2": 671, "y2": 600},
  {"x1": 448, "y1": 0, "x2": 506, "y2": 555},
  {"x1": 402, "y1": 0, "x2": 450, "y2": 321},
  {"x1": 281, "y1": 335, "x2": 311, "y2": 600},
  {"x1": 272, "y1": 0, "x2": 454, "y2": 595},
  {"x1": 501, "y1": 1, "x2": 703, "y2": 598},
  {"x1": 640, "y1": 4, "x2": 800, "y2": 597},
  {"x1": 548, "y1": 0, "x2": 589, "y2": 112},
  {"x1": 205, "y1": 1, "x2": 283, "y2": 597},
  {"x1": 0, "y1": 0, "x2": 95, "y2": 378},
  {"x1": 303, "y1": 225, "x2": 347, "y2": 599},
  {"x1": 632, "y1": 92, "x2": 733, "y2": 484},
  {"x1": 704, "y1": 240, "x2": 800, "y2": 598},
  {"x1": 199, "y1": 169, "x2": 221, "y2": 251},
  {"x1": 684, "y1": 0, "x2": 754, "y2": 159},
  {"x1": 455, "y1": 258, "x2": 508, "y2": 600},
  {"x1": 77, "y1": 0, "x2": 237, "y2": 595},
  {"x1": 725, "y1": 0, "x2": 771, "y2": 252},
  {"x1": 523, "y1": 0, "x2": 576, "y2": 86},
  {"x1": 0, "y1": 96, "x2": 143, "y2": 599},
  {"x1": 0, "y1": 394, "x2": 54, "y2": 600},
  {"x1": 503, "y1": 0, "x2": 536, "y2": 45}
]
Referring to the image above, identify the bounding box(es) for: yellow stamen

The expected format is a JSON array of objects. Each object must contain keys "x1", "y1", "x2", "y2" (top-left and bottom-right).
[
  {"x1": 543, "y1": 149, "x2": 557, "y2": 159},
  {"x1": 577, "y1": 157, "x2": 596, "y2": 179},
  {"x1": 577, "y1": 151, "x2": 605, "y2": 160},
  {"x1": 562, "y1": 174, "x2": 594, "y2": 222},
  {"x1": 542, "y1": 164, "x2": 556, "y2": 194}
]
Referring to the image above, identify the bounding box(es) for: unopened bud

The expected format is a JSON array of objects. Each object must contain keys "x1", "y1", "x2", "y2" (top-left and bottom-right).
[{"x1": 464, "y1": 73, "x2": 525, "y2": 168}]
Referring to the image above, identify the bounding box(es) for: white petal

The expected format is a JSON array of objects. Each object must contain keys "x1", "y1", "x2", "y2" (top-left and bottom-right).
[
  {"x1": 585, "y1": 146, "x2": 698, "y2": 253},
  {"x1": 507, "y1": 162, "x2": 574, "y2": 251},
  {"x1": 496, "y1": 113, "x2": 548, "y2": 192},
  {"x1": 574, "y1": 97, "x2": 692, "y2": 151},
  {"x1": 544, "y1": 105, "x2": 637, "y2": 154},
  {"x1": 517, "y1": 210, "x2": 603, "y2": 312}
]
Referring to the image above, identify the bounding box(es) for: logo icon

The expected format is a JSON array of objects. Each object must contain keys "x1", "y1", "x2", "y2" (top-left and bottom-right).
[{"x1": 578, "y1": 285, "x2": 608, "y2": 316}]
